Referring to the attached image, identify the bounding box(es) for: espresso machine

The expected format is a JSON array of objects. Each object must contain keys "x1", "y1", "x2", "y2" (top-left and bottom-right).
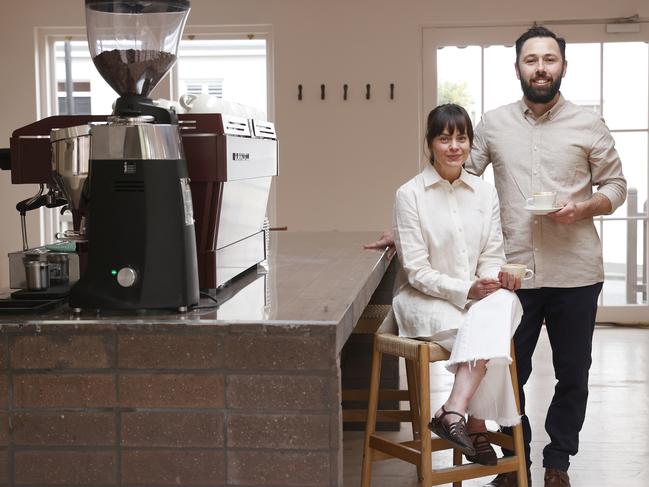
[{"x1": 2, "y1": 0, "x2": 278, "y2": 308}]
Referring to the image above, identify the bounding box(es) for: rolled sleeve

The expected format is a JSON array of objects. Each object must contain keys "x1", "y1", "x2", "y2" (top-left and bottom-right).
[
  {"x1": 590, "y1": 118, "x2": 627, "y2": 213},
  {"x1": 465, "y1": 118, "x2": 490, "y2": 177},
  {"x1": 393, "y1": 187, "x2": 472, "y2": 309}
]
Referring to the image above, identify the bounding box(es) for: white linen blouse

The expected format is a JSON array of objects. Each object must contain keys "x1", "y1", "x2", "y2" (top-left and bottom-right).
[{"x1": 392, "y1": 163, "x2": 507, "y2": 338}]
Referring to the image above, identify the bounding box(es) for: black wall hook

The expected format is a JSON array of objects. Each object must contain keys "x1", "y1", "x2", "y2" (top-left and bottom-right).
[
  {"x1": 298, "y1": 84, "x2": 303, "y2": 100},
  {"x1": 366, "y1": 84, "x2": 371, "y2": 100},
  {"x1": 321, "y1": 84, "x2": 326, "y2": 100},
  {"x1": 343, "y1": 84, "x2": 348, "y2": 100},
  {"x1": 390, "y1": 83, "x2": 395, "y2": 100}
]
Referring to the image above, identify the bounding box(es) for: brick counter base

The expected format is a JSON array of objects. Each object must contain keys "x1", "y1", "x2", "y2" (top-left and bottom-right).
[{"x1": 0, "y1": 324, "x2": 339, "y2": 487}]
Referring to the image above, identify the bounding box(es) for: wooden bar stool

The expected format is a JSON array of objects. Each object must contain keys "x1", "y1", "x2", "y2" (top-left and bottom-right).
[
  {"x1": 361, "y1": 309, "x2": 528, "y2": 487},
  {"x1": 342, "y1": 304, "x2": 405, "y2": 430}
]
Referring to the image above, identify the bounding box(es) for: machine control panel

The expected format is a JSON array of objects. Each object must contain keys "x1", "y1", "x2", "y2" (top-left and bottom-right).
[{"x1": 116, "y1": 267, "x2": 138, "y2": 287}]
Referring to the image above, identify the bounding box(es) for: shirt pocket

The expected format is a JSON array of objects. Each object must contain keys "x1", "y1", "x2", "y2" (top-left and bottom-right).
[{"x1": 544, "y1": 146, "x2": 586, "y2": 189}]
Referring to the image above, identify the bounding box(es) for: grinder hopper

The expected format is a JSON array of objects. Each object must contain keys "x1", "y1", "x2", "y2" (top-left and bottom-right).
[{"x1": 85, "y1": 0, "x2": 189, "y2": 102}]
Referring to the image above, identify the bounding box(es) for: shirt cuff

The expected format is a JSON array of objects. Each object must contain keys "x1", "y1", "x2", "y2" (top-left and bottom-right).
[
  {"x1": 596, "y1": 187, "x2": 623, "y2": 214},
  {"x1": 440, "y1": 276, "x2": 473, "y2": 309}
]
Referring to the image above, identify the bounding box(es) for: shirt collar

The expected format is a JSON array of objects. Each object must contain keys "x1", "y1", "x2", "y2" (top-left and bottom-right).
[
  {"x1": 518, "y1": 92, "x2": 567, "y2": 121},
  {"x1": 422, "y1": 163, "x2": 476, "y2": 191}
]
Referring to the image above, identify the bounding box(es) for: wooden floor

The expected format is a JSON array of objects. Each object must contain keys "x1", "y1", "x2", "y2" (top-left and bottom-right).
[{"x1": 343, "y1": 325, "x2": 649, "y2": 486}]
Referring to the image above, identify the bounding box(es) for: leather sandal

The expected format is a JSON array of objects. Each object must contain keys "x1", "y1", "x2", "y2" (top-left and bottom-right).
[
  {"x1": 465, "y1": 431, "x2": 497, "y2": 465},
  {"x1": 427, "y1": 405, "x2": 475, "y2": 456}
]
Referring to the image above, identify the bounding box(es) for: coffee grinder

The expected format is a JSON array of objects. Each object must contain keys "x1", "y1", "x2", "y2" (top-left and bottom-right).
[{"x1": 70, "y1": 0, "x2": 198, "y2": 312}]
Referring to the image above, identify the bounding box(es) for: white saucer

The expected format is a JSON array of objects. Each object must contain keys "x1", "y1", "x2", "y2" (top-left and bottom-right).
[{"x1": 524, "y1": 204, "x2": 563, "y2": 215}]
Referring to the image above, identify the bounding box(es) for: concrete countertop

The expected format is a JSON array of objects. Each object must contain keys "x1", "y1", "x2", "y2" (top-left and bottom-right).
[{"x1": 0, "y1": 231, "x2": 392, "y2": 351}]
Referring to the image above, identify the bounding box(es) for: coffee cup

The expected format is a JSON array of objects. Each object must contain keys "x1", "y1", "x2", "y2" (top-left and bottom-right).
[
  {"x1": 24, "y1": 260, "x2": 50, "y2": 290},
  {"x1": 179, "y1": 93, "x2": 226, "y2": 113},
  {"x1": 500, "y1": 263, "x2": 534, "y2": 280},
  {"x1": 527, "y1": 191, "x2": 556, "y2": 209}
]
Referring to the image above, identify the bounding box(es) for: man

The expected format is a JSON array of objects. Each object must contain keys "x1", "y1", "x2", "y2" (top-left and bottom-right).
[{"x1": 366, "y1": 27, "x2": 626, "y2": 487}]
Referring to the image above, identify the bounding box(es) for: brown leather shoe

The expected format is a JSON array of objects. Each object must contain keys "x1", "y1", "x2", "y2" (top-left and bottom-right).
[
  {"x1": 544, "y1": 468, "x2": 570, "y2": 486},
  {"x1": 465, "y1": 432, "x2": 497, "y2": 465},
  {"x1": 483, "y1": 472, "x2": 518, "y2": 487},
  {"x1": 428, "y1": 405, "x2": 475, "y2": 456}
]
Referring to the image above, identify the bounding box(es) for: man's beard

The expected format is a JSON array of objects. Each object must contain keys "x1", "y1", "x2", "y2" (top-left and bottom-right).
[{"x1": 520, "y1": 75, "x2": 562, "y2": 103}]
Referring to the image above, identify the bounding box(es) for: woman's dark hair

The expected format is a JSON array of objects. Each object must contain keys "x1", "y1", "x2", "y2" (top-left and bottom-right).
[{"x1": 425, "y1": 104, "x2": 473, "y2": 162}]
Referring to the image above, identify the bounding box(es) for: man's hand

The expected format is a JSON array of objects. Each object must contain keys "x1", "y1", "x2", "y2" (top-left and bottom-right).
[
  {"x1": 547, "y1": 201, "x2": 582, "y2": 224},
  {"x1": 498, "y1": 271, "x2": 522, "y2": 291},
  {"x1": 468, "y1": 278, "x2": 501, "y2": 300},
  {"x1": 548, "y1": 194, "x2": 613, "y2": 224},
  {"x1": 363, "y1": 230, "x2": 395, "y2": 250}
]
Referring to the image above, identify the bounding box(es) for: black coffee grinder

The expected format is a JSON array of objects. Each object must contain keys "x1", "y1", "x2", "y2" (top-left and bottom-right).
[{"x1": 70, "y1": 0, "x2": 198, "y2": 312}]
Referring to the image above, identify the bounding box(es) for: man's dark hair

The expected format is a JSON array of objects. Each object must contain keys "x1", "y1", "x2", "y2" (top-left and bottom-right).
[{"x1": 515, "y1": 26, "x2": 566, "y2": 62}]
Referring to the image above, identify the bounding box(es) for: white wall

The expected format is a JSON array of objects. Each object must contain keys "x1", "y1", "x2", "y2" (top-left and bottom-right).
[{"x1": 0, "y1": 0, "x2": 646, "y2": 287}]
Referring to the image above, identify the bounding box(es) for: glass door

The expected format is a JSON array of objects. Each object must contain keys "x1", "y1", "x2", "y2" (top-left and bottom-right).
[{"x1": 423, "y1": 24, "x2": 649, "y2": 324}]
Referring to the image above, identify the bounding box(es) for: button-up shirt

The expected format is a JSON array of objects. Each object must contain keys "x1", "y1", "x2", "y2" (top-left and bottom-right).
[
  {"x1": 393, "y1": 164, "x2": 505, "y2": 314},
  {"x1": 465, "y1": 95, "x2": 627, "y2": 288}
]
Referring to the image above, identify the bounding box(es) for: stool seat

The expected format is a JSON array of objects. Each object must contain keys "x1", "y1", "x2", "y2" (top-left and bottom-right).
[{"x1": 361, "y1": 309, "x2": 528, "y2": 487}]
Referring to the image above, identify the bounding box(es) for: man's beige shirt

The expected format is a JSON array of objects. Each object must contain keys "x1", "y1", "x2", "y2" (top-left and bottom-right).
[{"x1": 466, "y1": 95, "x2": 627, "y2": 288}]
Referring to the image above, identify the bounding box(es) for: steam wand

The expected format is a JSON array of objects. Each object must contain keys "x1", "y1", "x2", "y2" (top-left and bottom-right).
[{"x1": 16, "y1": 184, "x2": 67, "y2": 250}]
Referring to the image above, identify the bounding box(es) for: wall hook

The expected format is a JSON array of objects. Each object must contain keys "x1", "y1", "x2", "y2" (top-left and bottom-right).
[
  {"x1": 343, "y1": 84, "x2": 348, "y2": 101},
  {"x1": 321, "y1": 84, "x2": 326, "y2": 100},
  {"x1": 366, "y1": 84, "x2": 371, "y2": 100},
  {"x1": 298, "y1": 84, "x2": 303, "y2": 101},
  {"x1": 390, "y1": 83, "x2": 395, "y2": 100}
]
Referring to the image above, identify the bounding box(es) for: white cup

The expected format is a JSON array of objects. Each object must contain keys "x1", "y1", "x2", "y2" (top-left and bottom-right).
[
  {"x1": 501, "y1": 263, "x2": 534, "y2": 280},
  {"x1": 527, "y1": 191, "x2": 557, "y2": 208},
  {"x1": 179, "y1": 93, "x2": 227, "y2": 113}
]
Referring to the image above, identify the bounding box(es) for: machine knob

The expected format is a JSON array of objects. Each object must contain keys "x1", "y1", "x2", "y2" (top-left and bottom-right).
[{"x1": 116, "y1": 267, "x2": 138, "y2": 288}]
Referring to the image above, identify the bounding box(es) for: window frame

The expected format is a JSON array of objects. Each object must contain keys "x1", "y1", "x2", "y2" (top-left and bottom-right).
[{"x1": 35, "y1": 24, "x2": 276, "y2": 246}]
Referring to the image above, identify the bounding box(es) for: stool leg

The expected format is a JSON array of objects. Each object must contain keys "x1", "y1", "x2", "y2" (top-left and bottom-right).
[
  {"x1": 418, "y1": 345, "x2": 432, "y2": 487},
  {"x1": 509, "y1": 342, "x2": 528, "y2": 487},
  {"x1": 405, "y1": 358, "x2": 423, "y2": 480},
  {"x1": 452, "y1": 447, "x2": 463, "y2": 487},
  {"x1": 361, "y1": 338, "x2": 383, "y2": 487}
]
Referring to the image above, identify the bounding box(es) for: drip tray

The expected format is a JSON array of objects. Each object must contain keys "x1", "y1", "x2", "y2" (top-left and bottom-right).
[{"x1": 0, "y1": 298, "x2": 65, "y2": 315}]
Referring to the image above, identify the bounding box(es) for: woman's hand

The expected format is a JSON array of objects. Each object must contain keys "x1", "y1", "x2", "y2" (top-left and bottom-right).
[
  {"x1": 468, "y1": 278, "x2": 501, "y2": 300},
  {"x1": 498, "y1": 271, "x2": 522, "y2": 291}
]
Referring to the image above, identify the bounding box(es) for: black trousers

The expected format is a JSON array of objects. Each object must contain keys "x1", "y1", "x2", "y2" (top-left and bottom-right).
[{"x1": 503, "y1": 283, "x2": 603, "y2": 472}]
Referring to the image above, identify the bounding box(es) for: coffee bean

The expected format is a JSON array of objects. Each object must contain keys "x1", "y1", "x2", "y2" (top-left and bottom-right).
[{"x1": 93, "y1": 49, "x2": 176, "y2": 97}]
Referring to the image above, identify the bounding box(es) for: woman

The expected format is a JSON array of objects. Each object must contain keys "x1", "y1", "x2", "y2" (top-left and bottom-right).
[{"x1": 392, "y1": 103, "x2": 522, "y2": 465}]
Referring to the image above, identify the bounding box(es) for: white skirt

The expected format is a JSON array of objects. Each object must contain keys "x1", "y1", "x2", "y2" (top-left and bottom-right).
[{"x1": 397, "y1": 288, "x2": 523, "y2": 426}]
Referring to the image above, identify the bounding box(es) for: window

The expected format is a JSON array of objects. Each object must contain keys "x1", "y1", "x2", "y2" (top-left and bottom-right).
[
  {"x1": 53, "y1": 40, "x2": 115, "y2": 116},
  {"x1": 184, "y1": 80, "x2": 224, "y2": 96},
  {"x1": 175, "y1": 38, "x2": 268, "y2": 117},
  {"x1": 50, "y1": 36, "x2": 270, "y2": 117},
  {"x1": 37, "y1": 25, "x2": 274, "y2": 246},
  {"x1": 57, "y1": 81, "x2": 92, "y2": 115}
]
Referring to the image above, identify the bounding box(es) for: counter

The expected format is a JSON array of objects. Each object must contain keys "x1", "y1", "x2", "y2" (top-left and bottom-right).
[{"x1": 0, "y1": 231, "x2": 392, "y2": 487}]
